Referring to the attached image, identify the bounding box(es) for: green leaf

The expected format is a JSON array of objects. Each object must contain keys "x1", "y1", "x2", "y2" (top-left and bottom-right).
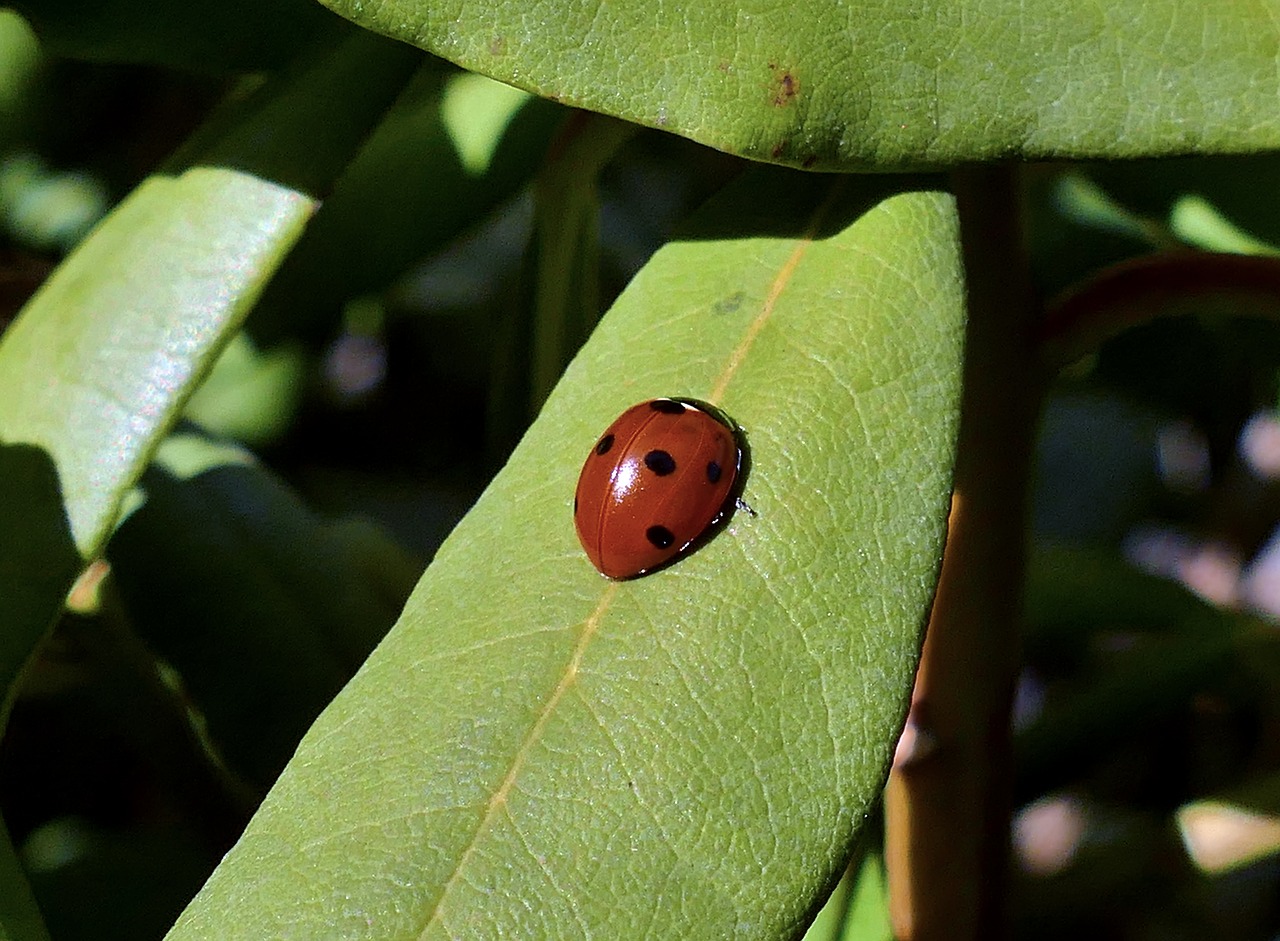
[
  {"x1": 836, "y1": 850, "x2": 893, "y2": 941},
  {"x1": 182, "y1": 334, "x2": 306, "y2": 445},
  {"x1": 316, "y1": 0, "x2": 1280, "y2": 169},
  {"x1": 108, "y1": 433, "x2": 420, "y2": 788},
  {"x1": 249, "y1": 66, "x2": 563, "y2": 343},
  {"x1": 802, "y1": 849, "x2": 892, "y2": 941},
  {"x1": 0, "y1": 168, "x2": 312, "y2": 550},
  {"x1": 0, "y1": 442, "x2": 80, "y2": 703},
  {"x1": 0, "y1": 816, "x2": 49, "y2": 941},
  {"x1": 0, "y1": 10, "x2": 40, "y2": 148},
  {"x1": 167, "y1": 171, "x2": 964, "y2": 939},
  {"x1": 0, "y1": 32, "x2": 421, "y2": 706},
  {"x1": 0, "y1": 445, "x2": 77, "y2": 941},
  {"x1": 0, "y1": 37, "x2": 420, "y2": 939},
  {"x1": 1170, "y1": 195, "x2": 1280, "y2": 255}
]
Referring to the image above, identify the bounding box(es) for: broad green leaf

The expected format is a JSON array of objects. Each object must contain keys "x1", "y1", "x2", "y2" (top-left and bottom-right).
[
  {"x1": 316, "y1": 0, "x2": 1280, "y2": 169},
  {"x1": 0, "y1": 32, "x2": 422, "y2": 702},
  {"x1": 0, "y1": 30, "x2": 419, "y2": 547},
  {"x1": 0, "y1": 168, "x2": 311, "y2": 551},
  {"x1": 167, "y1": 171, "x2": 964, "y2": 940}
]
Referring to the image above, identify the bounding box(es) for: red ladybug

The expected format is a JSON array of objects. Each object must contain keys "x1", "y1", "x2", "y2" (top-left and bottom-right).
[{"x1": 574, "y1": 398, "x2": 742, "y2": 579}]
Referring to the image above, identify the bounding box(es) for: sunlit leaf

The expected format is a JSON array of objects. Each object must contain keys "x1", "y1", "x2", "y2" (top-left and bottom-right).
[{"x1": 168, "y1": 171, "x2": 965, "y2": 940}]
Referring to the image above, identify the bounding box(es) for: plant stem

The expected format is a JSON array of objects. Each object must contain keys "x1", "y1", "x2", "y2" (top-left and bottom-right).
[
  {"x1": 528, "y1": 112, "x2": 637, "y2": 414},
  {"x1": 884, "y1": 165, "x2": 1036, "y2": 941}
]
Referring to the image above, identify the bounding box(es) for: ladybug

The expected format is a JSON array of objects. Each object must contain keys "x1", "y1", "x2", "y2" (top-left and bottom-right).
[{"x1": 574, "y1": 398, "x2": 742, "y2": 579}]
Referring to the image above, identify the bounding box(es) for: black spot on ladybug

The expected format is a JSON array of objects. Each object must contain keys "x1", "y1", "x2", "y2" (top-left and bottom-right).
[
  {"x1": 644, "y1": 450, "x2": 676, "y2": 475},
  {"x1": 646, "y1": 525, "x2": 674, "y2": 549},
  {"x1": 650, "y1": 400, "x2": 685, "y2": 415},
  {"x1": 706, "y1": 460, "x2": 722, "y2": 484},
  {"x1": 573, "y1": 495, "x2": 579, "y2": 514},
  {"x1": 595, "y1": 433, "x2": 614, "y2": 456}
]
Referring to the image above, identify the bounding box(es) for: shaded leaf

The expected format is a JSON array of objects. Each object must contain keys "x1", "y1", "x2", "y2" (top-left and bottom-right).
[
  {"x1": 1018, "y1": 544, "x2": 1270, "y2": 802},
  {"x1": 109, "y1": 434, "x2": 420, "y2": 788},
  {"x1": 182, "y1": 335, "x2": 306, "y2": 445},
  {"x1": 249, "y1": 67, "x2": 563, "y2": 344},
  {"x1": 0, "y1": 11, "x2": 41, "y2": 148},
  {"x1": 24, "y1": 819, "x2": 212, "y2": 941},
  {"x1": 0, "y1": 31, "x2": 420, "y2": 720},
  {"x1": 529, "y1": 113, "x2": 638, "y2": 409},
  {"x1": 8, "y1": 0, "x2": 347, "y2": 73},
  {"x1": 0, "y1": 39, "x2": 419, "y2": 933},
  {"x1": 0, "y1": 815, "x2": 49, "y2": 941}
]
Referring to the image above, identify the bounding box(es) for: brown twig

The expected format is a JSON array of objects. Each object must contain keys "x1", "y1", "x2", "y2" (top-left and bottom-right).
[{"x1": 885, "y1": 165, "x2": 1036, "y2": 941}]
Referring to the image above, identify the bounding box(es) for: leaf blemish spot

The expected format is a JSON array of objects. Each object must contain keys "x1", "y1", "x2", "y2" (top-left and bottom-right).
[
  {"x1": 711, "y1": 291, "x2": 746, "y2": 315},
  {"x1": 768, "y1": 63, "x2": 799, "y2": 107}
]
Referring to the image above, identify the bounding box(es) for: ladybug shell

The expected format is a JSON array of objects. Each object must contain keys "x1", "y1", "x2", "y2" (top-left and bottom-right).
[{"x1": 574, "y1": 398, "x2": 741, "y2": 579}]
